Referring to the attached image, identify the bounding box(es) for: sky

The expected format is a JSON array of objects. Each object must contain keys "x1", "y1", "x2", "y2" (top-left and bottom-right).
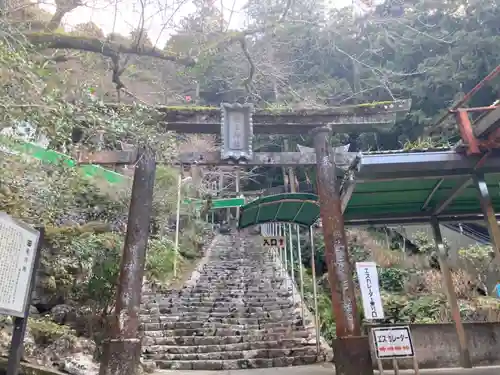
[{"x1": 39, "y1": 0, "x2": 357, "y2": 48}]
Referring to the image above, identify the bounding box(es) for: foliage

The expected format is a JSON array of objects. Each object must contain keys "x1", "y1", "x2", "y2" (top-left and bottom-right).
[
  {"x1": 0, "y1": 37, "x2": 177, "y2": 158},
  {"x1": 300, "y1": 228, "x2": 500, "y2": 342},
  {"x1": 381, "y1": 293, "x2": 448, "y2": 324},
  {"x1": 0, "y1": 127, "x2": 202, "y2": 330},
  {"x1": 458, "y1": 244, "x2": 497, "y2": 294},
  {"x1": 412, "y1": 231, "x2": 450, "y2": 268},
  {"x1": 378, "y1": 267, "x2": 408, "y2": 292},
  {"x1": 29, "y1": 318, "x2": 77, "y2": 346},
  {"x1": 146, "y1": 237, "x2": 182, "y2": 282},
  {"x1": 458, "y1": 244, "x2": 495, "y2": 271}
]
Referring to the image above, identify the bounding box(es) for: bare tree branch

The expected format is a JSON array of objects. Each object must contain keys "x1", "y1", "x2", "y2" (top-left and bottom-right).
[{"x1": 25, "y1": 32, "x2": 197, "y2": 66}]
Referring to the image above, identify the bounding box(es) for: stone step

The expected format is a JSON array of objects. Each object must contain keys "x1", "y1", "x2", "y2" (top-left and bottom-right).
[
  {"x1": 154, "y1": 354, "x2": 322, "y2": 370},
  {"x1": 194, "y1": 268, "x2": 280, "y2": 272},
  {"x1": 159, "y1": 293, "x2": 292, "y2": 299},
  {"x1": 143, "y1": 298, "x2": 294, "y2": 307},
  {"x1": 139, "y1": 303, "x2": 296, "y2": 315},
  {"x1": 178, "y1": 287, "x2": 289, "y2": 293},
  {"x1": 141, "y1": 315, "x2": 301, "y2": 326},
  {"x1": 143, "y1": 332, "x2": 314, "y2": 346},
  {"x1": 140, "y1": 310, "x2": 297, "y2": 322},
  {"x1": 142, "y1": 297, "x2": 293, "y2": 306},
  {"x1": 142, "y1": 326, "x2": 311, "y2": 338},
  {"x1": 138, "y1": 234, "x2": 330, "y2": 370},
  {"x1": 195, "y1": 271, "x2": 280, "y2": 274},
  {"x1": 143, "y1": 339, "x2": 314, "y2": 354},
  {"x1": 184, "y1": 282, "x2": 288, "y2": 289},
  {"x1": 144, "y1": 346, "x2": 317, "y2": 361},
  {"x1": 146, "y1": 303, "x2": 295, "y2": 313},
  {"x1": 142, "y1": 319, "x2": 304, "y2": 331}
]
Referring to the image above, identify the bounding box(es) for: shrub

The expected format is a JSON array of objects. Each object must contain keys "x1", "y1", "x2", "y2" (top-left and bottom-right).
[
  {"x1": 29, "y1": 318, "x2": 76, "y2": 346},
  {"x1": 378, "y1": 267, "x2": 407, "y2": 292}
]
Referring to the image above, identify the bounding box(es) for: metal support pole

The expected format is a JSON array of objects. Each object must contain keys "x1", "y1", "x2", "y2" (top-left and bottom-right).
[
  {"x1": 235, "y1": 168, "x2": 241, "y2": 223},
  {"x1": 312, "y1": 127, "x2": 372, "y2": 375},
  {"x1": 174, "y1": 172, "x2": 182, "y2": 278},
  {"x1": 310, "y1": 226, "x2": 320, "y2": 355},
  {"x1": 296, "y1": 225, "x2": 305, "y2": 320},
  {"x1": 473, "y1": 173, "x2": 500, "y2": 257},
  {"x1": 430, "y1": 217, "x2": 472, "y2": 368},
  {"x1": 99, "y1": 146, "x2": 156, "y2": 375},
  {"x1": 288, "y1": 223, "x2": 296, "y2": 288},
  {"x1": 283, "y1": 223, "x2": 288, "y2": 280}
]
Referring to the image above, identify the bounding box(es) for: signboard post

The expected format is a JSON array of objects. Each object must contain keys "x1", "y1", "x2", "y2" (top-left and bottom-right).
[
  {"x1": 0, "y1": 212, "x2": 43, "y2": 375},
  {"x1": 371, "y1": 326, "x2": 419, "y2": 375},
  {"x1": 355, "y1": 262, "x2": 384, "y2": 320}
]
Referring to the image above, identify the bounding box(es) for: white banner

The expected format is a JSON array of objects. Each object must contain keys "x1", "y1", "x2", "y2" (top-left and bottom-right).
[{"x1": 355, "y1": 262, "x2": 384, "y2": 319}]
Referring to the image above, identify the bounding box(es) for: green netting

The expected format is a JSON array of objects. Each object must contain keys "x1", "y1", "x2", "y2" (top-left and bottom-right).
[{"x1": 238, "y1": 193, "x2": 320, "y2": 229}]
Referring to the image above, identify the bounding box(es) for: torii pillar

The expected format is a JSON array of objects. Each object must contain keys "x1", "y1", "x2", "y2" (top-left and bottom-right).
[{"x1": 313, "y1": 127, "x2": 372, "y2": 375}]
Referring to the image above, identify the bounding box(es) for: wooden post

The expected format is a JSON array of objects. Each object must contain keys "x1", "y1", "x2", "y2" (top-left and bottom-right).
[
  {"x1": 99, "y1": 146, "x2": 156, "y2": 375},
  {"x1": 430, "y1": 217, "x2": 472, "y2": 368}
]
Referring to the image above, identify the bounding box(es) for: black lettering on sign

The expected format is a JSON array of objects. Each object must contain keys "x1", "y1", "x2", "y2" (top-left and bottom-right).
[{"x1": 263, "y1": 237, "x2": 284, "y2": 247}]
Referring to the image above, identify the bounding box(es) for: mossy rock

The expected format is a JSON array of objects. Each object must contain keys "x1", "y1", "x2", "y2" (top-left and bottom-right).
[
  {"x1": 0, "y1": 358, "x2": 64, "y2": 375},
  {"x1": 28, "y1": 318, "x2": 76, "y2": 346}
]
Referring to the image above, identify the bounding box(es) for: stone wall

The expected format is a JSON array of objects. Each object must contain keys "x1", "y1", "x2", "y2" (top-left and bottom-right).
[{"x1": 365, "y1": 323, "x2": 500, "y2": 369}]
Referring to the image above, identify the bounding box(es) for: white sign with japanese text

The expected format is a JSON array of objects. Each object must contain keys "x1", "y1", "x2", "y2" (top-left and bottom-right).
[
  {"x1": 372, "y1": 326, "x2": 415, "y2": 358},
  {"x1": 262, "y1": 237, "x2": 285, "y2": 249},
  {"x1": 356, "y1": 262, "x2": 384, "y2": 319},
  {"x1": 0, "y1": 212, "x2": 40, "y2": 317}
]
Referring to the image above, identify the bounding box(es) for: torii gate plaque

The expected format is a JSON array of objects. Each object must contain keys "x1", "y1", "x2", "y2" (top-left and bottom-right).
[{"x1": 220, "y1": 103, "x2": 254, "y2": 162}]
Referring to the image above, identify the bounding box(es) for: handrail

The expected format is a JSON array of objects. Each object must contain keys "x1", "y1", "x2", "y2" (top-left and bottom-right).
[{"x1": 443, "y1": 223, "x2": 490, "y2": 244}]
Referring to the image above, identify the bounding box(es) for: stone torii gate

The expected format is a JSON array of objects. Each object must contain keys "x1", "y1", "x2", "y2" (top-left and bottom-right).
[{"x1": 79, "y1": 100, "x2": 411, "y2": 375}]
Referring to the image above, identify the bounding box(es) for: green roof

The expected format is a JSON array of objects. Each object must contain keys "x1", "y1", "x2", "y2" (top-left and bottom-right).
[
  {"x1": 239, "y1": 193, "x2": 320, "y2": 228},
  {"x1": 238, "y1": 150, "x2": 500, "y2": 228},
  {"x1": 344, "y1": 174, "x2": 500, "y2": 225}
]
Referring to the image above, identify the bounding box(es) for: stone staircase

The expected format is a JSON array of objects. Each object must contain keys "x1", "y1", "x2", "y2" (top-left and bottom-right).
[{"x1": 140, "y1": 233, "x2": 332, "y2": 371}]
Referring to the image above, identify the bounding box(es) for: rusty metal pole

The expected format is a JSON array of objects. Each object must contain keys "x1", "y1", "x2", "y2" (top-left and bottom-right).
[
  {"x1": 99, "y1": 146, "x2": 156, "y2": 375},
  {"x1": 430, "y1": 217, "x2": 472, "y2": 368},
  {"x1": 473, "y1": 173, "x2": 500, "y2": 256},
  {"x1": 312, "y1": 127, "x2": 373, "y2": 375}
]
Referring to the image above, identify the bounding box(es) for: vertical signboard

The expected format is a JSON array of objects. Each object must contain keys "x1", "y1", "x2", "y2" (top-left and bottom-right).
[
  {"x1": 220, "y1": 103, "x2": 254, "y2": 162},
  {"x1": 355, "y1": 261, "x2": 384, "y2": 320},
  {"x1": 0, "y1": 212, "x2": 40, "y2": 317}
]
